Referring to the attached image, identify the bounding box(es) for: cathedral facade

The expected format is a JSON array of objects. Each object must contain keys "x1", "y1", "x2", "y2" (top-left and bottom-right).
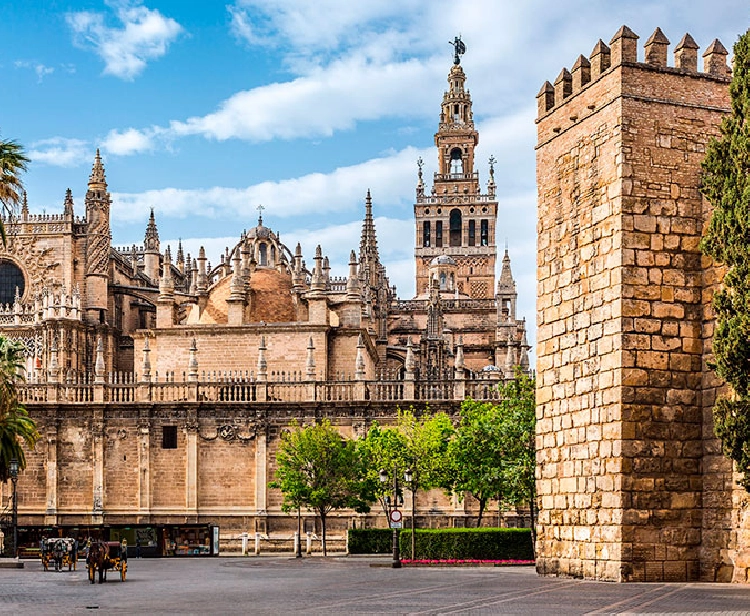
[{"x1": 0, "y1": 51, "x2": 529, "y2": 553}]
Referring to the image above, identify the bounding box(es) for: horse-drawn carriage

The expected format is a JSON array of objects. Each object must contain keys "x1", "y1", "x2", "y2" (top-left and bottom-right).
[
  {"x1": 40, "y1": 538, "x2": 78, "y2": 572},
  {"x1": 86, "y1": 540, "x2": 127, "y2": 583}
]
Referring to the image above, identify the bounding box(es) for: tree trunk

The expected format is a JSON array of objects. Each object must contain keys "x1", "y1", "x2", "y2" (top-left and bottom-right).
[
  {"x1": 477, "y1": 498, "x2": 486, "y2": 528},
  {"x1": 320, "y1": 510, "x2": 327, "y2": 556},
  {"x1": 411, "y1": 488, "x2": 416, "y2": 560}
]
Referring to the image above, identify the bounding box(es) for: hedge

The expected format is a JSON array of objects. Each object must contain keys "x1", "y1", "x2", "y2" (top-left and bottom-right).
[{"x1": 348, "y1": 528, "x2": 533, "y2": 560}]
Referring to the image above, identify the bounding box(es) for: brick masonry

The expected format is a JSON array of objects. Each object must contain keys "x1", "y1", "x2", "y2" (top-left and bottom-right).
[{"x1": 536, "y1": 26, "x2": 750, "y2": 582}]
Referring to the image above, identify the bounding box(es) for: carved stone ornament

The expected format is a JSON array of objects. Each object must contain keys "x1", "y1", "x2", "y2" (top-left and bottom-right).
[{"x1": 199, "y1": 423, "x2": 256, "y2": 442}]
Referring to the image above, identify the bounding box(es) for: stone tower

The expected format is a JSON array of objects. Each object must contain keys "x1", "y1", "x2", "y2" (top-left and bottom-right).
[
  {"x1": 84, "y1": 149, "x2": 112, "y2": 325},
  {"x1": 414, "y1": 41, "x2": 498, "y2": 299},
  {"x1": 535, "y1": 26, "x2": 738, "y2": 582}
]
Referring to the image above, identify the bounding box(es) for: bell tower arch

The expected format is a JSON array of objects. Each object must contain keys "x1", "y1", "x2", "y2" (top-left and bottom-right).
[{"x1": 413, "y1": 37, "x2": 498, "y2": 299}]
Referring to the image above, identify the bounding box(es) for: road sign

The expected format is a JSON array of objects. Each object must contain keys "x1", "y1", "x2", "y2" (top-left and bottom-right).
[{"x1": 389, "y1": 509, "x2": 402, "y2": 523}]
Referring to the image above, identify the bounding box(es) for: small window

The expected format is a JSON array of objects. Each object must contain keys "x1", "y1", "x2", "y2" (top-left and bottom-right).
[
  {"x1": 449, "y1": 209, "x2": 462, "y2": 247},
  {"x1": 436, "y1": 221, "x2": 443, "y2": 248},
  {"x1": 468, "y1": 220, "x2": 476, "y2": 246},
  {"x1": 162, "y1": 426, "x2": 177, "y2": 449},
  {"x1": 423, "y1": 221, "x2": 431, "y2": 247},
  {"x1": 259, "y1": 244, "x2": 268, "y2": 266},
  {"x1": 449, "y1": 148, "x2": 463, "y2": 175},
  {"x1": 480, "y1": 220, "x2": 489, "y2": 246}
]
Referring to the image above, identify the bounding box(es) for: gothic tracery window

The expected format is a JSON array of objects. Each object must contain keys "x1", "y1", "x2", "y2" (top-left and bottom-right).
[{"x1": 0, "y1": 260, "x2": 25, "y2": 305}]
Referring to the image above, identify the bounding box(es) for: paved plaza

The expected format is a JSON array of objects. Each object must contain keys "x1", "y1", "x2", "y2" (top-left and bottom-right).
[{"x1": 2, "y1": 556, "x2": 750, "y2": 614}]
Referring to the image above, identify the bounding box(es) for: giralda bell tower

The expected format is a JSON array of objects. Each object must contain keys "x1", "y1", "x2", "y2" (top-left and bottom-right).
[{"x1": 414, "y1": 36, "x2": 498, "y2": 299}]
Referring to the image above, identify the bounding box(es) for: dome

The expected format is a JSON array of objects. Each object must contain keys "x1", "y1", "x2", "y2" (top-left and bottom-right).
[
  {"x1": 430, "y1": 255, "x2": 456, "y2": 266},
  {"x1": 246, "y1": 224, "x2": 271, "y2": 240}
]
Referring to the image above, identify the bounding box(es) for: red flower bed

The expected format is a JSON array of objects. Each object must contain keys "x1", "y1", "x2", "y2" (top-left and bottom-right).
[{"x1": 400, "y1": 558, "x2": 534, "y2": 567}]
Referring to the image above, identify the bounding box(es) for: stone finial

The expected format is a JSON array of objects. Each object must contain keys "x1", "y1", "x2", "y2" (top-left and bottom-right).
[
  {"x1": 95, "y1": 336, "x2": 106, "y2": 384},
  {"x1": 159, "y1": 249, "x2": 174, "y2": 299},
  {"x1": 405, "y1": 337, "x2": 415, "y2": 379},
  {"x1": 21, "y1": 190, "x2": 29, "y2": 219},
  {"x1": 188, "y1": 338, "x2": 198, "y2": 382},
  {"x1": 609, "y1": 25, "x2": 639, "y2": 66},
  {"x1": 141, "y1": 336, "x2": 151, "y2": 382},
  {"x1": 306, "y1": 337, "x2": 316, "y2": 379},
  {"x1": 553, "y1": 69, "x2": 572, "y2": 103},
  {"x1": 674, "y1": 33, "x2": 699, "y2": 71},
  {"x1": 196, "y1": 246, "x2": 208, "y2": 293},
  {"x1": 63, "y1": 188, "x2": 74, "y2": 218},
  {"x1": 644, "y1": 27, "x2": 670, "y2": 67},
  {"x1": 355, "y1": 334, "x2": 366, "y2": 381},
  {"x1": 257, "y1": 335, "x2": 267, "y2": 381},
  {"x1": 49, "y1": 336, "x2": 60, "y2": 383},
  {"x1": 590, "y1": 39, "x2": 611, "y2": 79},
  {"x1": 454, "y1": 336, "x2": 465, "y2": 372},
  {"x1": 703, "y1": 39, "x2": 729, "y2": 77},
  {"x1": 571, "y1": 54, "x2": 591, "y2": 91},
  {"x1": 346, "y1": 250, "x2": 361, "y2": 299},
  {"x1": 536, "y1": 81, "x2": 554, "y2": 116}
]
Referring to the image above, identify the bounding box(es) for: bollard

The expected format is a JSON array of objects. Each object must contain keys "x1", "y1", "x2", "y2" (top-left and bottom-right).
[
  {"x1": 241, "y1": 532, "x2": 248, "y2": 556},
  {"x1": 293, "y1": 531, "x2": 299, "y2": 556},
  {"x1": 255, "y1": 532, "x2": 261, "y2": 556},
  {"x1": 306, "y1": 531, "x2": 312, "y2": 555}
]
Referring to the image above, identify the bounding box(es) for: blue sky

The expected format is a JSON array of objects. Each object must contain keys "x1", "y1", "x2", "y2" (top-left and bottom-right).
[{"x1": 3, "y1": 0, "x2": 749, "y2": 354}]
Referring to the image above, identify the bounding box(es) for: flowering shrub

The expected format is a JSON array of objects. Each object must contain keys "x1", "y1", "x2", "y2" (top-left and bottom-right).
[{"x1": 401, "y1": 558, "x2": 534, "y2": 565}]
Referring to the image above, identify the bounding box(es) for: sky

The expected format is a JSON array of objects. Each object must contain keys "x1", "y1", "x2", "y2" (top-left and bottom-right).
[{"x1": 3, "y1": 0, "x2": 749, "y2": 356}]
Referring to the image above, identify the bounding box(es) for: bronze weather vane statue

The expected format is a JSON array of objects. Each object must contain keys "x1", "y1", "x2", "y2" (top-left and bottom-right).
[{"x1": 450, "y1": 35, "x2": 466, "y2": 65}]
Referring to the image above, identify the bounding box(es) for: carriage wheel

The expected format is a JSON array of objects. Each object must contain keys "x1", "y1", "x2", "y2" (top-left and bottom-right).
[
  {"x1": 88, "y1": 565, "x2": 95, "y2": 584},
  {"x1": 120, "y1": 561, "x2": 127, "y2": 581}
]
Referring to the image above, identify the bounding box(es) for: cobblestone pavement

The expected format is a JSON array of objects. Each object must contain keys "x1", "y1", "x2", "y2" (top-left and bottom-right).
[{"x1": 1, "y1": 557, "x2": 750, "y2": 615}]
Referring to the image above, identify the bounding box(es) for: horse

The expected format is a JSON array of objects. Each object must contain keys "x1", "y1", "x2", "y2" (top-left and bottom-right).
[
  {"x1": 86, "y1": 541, "x2": 111, "y2": 584},
  {"x1": 52, "y1": 539, "x2": 67, "y2": 572}
]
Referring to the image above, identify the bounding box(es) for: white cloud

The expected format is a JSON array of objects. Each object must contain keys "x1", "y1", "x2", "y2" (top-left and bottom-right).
[
  {"x1": 28, "y1": 138, "x2": 90, "y2": 168},
  {"x1": 66, "y1": 2, "x2": 183, "y2": 80},
  {"x1": 14, "y1": 60, "x2": 55, "y2": 82},
  {"x1": 110, "y1": 145, "x2": 428, "y2": 223},
  {"x1": 103, "y1": 127, "x2": 158, "y2": 155}
]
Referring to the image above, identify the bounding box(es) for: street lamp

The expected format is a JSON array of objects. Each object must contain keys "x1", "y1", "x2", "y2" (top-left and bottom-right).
[
  {"x1": 404, "y1": 467, "x2": 414, "y2": 560},
  {"x1": 9, "y1": 458, "x2": 19, "y2": 559},
  {"x1": 380, "y1": 465, "x2": 411, "y2": 569}
]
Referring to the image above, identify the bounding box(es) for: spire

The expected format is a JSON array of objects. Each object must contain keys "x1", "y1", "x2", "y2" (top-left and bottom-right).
[
  {"x1": 358, "y1": 190, "x2": 380, "y2": 287},
  {"x1": 144, "y1": 208, "x2": 160, "y2": 251},
  {"x1": 346, "y1": 250, "x2": 361, "y2": 299},
  {"x1": 498, "y1": 248, "x2": 515, "y2": 291},
  {"x1": 176, "y1": 239, "x2": 185, "y2": 267},
  {"x1": 88, "y1": 148, "x2": 107, "y2": 189},
  {"x1": 21, "y1": 190, "x2": 29, "y2": 219},
  {"x1": 416, "y1": 157, "x2": 425, "y2": 197}
]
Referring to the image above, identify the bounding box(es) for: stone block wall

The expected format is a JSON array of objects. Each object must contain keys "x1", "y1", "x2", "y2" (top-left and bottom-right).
[{"x1": 535, "y1": 25, "x2": 744, "y2": 582}]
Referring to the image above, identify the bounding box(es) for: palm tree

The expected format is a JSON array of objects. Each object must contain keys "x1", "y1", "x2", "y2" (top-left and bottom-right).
[
  {"x1": 0, "y1": 136, "x2": 30, "y2": 245},
  {"x1": 0, "y1": 337, "x2": 38, "y2": 482}
]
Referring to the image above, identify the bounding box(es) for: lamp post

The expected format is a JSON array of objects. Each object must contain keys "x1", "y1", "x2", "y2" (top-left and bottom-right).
[
  {"x1": 404, "y1": 467, "x2": 414, "y2": 561},
  {"x1": 296, "y1": 504, "x2": 302, "y2": 558},
  {"x1": 9, "y1": 458, "x2": 19, "y2": 559},
  {"x1": 380, "y1": 465, "x2": 413, "y2": 569}
]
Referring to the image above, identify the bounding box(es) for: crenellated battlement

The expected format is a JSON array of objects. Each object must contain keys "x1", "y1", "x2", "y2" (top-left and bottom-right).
[{"x1": 537, "y1": 25, "x2": 730, "y2": 119}]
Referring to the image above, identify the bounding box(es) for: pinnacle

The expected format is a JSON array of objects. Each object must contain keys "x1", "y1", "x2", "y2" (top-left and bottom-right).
[{"x1": 676, "y1": 33, "x2": 699, "y2": 50}]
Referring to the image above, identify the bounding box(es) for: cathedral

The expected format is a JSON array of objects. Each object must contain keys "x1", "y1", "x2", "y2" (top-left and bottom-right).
[{"x1": 0, "y1": 48, "x2": 529, "y2": 554}]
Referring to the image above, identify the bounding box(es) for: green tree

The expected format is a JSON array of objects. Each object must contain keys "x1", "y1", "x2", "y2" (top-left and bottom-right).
[
  {"x1": 361, "y1": 421, "x2": 408, "y2": 517},
  {"x1": 447, "y1": 399, "x2": 506, "y2": 527},
  {"x1": 269, "y1": 419, "x2": 373, "y2": 555},
  {"x1": 395, "y1": 407, "x2": 454, "y2": 559},
  {"x1": 0, "y1": 136, "x2": 30, "y2": 245},
  {"x1": 446, "y1": 370, "x2": 536, "y2": 530},
  {"x1": 494, "y1": 370, "x2": 537, "y2": 536},
  {"x1": 0, "y1": 336, "x2": 39, "y2": 482},
  {"x1": 701, "y1": 29, "x2": 750, "y2": 490}
]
